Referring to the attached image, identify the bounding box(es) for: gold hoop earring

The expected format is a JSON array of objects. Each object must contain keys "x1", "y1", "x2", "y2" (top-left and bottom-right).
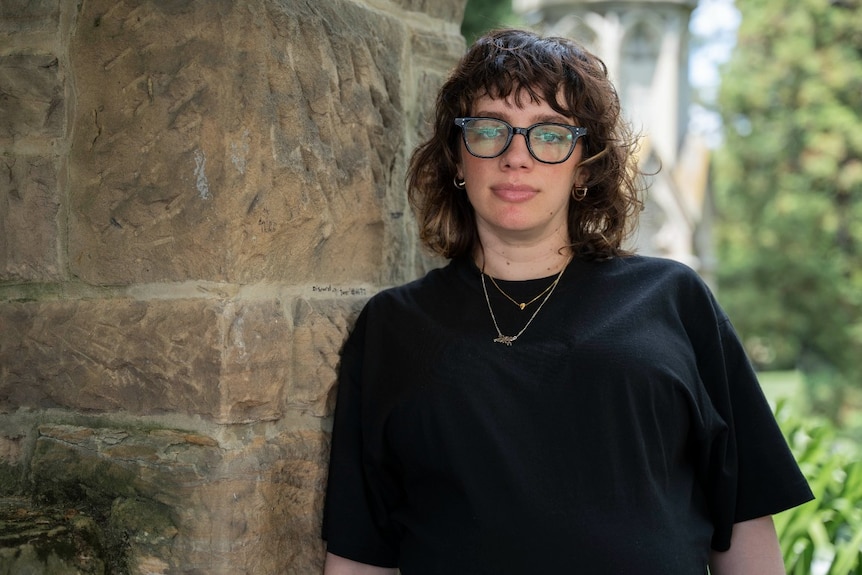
[
  {"x1": 454, "y1": 177, "x2": 466, "y2": 190},
  {"x1": 572, "y1": 186, "x2": 588, "y2": 201}
]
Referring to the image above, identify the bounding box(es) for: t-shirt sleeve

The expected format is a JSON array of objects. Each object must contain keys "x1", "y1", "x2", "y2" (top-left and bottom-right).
[
  {"x1": 321, "y1": 307, "x2": 400, "y2": 567},
  {"x1": 695, "y1": 300, "x2": 814, "y2": 551}
]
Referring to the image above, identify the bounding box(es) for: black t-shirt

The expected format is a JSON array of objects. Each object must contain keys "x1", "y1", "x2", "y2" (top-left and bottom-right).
[{"x1": 322, "y1": 255, "x2": 813, "y2": 574}]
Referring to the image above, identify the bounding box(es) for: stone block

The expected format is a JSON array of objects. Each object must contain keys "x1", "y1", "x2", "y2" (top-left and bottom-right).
[
  {"x1": 172, "y1": 430, "x2": 330, "y2": 574},
  {"x1": 290, "y1": 296, "x2": 366, "y2": 417},
  {"x1": 393, "y1": 0, "x2": 467, "y2": 21},
  {"x1": 0, "y1": 295, "x2": 365, "y2": 422},
  {"x1": 0, "y1": 433, "x2": 25, "y2": 494},
  {"x1": 219, "y1": 299, "x2": 293, "y2": 423},
  {"x1": 108, "y1": 498, "x2": 177, "y2": 575},
  {"x1": 0, "y1": 53, "x2": 65, "y2": 140},
  {"x1": 0, "y1": 0, "x2": 60, "y2": 35},
  {"x1": 30, "y1": 425, "x2": 206, "y2": 573},
  {"x1": 31, "y1": 425, "x2": 221, "y2": 507},
  {"x1": 0, "y1": 298, "x2": 299, "y2": 423},
  {"x1": 0, "y1": 497, "x2": 106, "y2": 575},
  {"x1": 0, "y1": 154, "x2": 62, "y2": 282},
  {"x1": 254, "y1": 430, "x2": 331, "y2": 574},
  {"x1": 0, "y1": 299, "x2": 222, "y2": 418},
  {"x1": 67, "y1": 0, "x2": 418, "y2": 285},
  {"x1": 29, "y1": 424, "x2": 329, "y2": 575}
]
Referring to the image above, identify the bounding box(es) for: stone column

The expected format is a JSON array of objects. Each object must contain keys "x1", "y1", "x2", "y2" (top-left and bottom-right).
[{"x1": 0, "y1": 1, "x2": 464, "y2": 573}]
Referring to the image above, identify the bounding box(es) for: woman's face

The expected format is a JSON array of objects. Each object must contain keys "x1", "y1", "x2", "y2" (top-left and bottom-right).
[{"x1": 456, "y1": 92, "x2": 587, "y2": 248}]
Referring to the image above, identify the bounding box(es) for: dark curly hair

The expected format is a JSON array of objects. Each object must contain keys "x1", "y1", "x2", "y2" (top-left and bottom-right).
[{"x1": 407, "y1": 28, "x2": 644, "y2": 260}]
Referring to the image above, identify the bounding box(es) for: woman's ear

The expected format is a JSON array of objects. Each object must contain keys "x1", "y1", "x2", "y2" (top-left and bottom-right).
[{"x1": 575, "y1": 166, "x2": 590, "y2": 187}]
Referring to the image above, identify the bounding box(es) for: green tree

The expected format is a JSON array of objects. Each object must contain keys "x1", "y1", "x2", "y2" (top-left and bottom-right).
[
  {"x1": 461, "y1": 0, "x2": 521, "y2": 45},
  {"x1": 713, "y1": 0, "x2": 862, "y2": 418}
]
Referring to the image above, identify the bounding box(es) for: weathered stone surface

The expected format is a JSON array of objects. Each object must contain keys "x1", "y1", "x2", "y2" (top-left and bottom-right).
[
  {"x1": 0, "y1": 299, "x2": 223, "y2": 417},
  {"x1": 176, "y1": 430, "x2": 330, "y2": 574},
  {"x1": 0, "y1": 0, "x2": 465, "y2": 572},
  {"x1": 0, "y1": 53, "x2": 65, "y2": 140},
  {"x1": 394, "y1": 0, "x2": 466, "y2": 21},
  {"x1": 0, "y1": 154, "x2": 62, "y2": 282},
  {"x1": 67, "y1": 0, "x2": 417, "y2": 286},
  {"x1": 257, "y1": 430, "x2": 331, "y2": 574},
  {"x1": 0, "y1": 497, "x2": 106, "y2": 575},
  {"x1": 220, "y1": 298, "x2": 293, "y2": 422},
  {"x1": 30, "y1": 425, "x2": 203, "y2": 573},
  {"x1": 31, "y1": 425, "x2": 221, "y2": 507},
  {"x1": 108, "y1": 498, "x2": 177, "y2": 575},
  {"x1": 291, "y1": 296, "x2": 366, "y2": 417},
  {"x1": 0, "y1": 299, "x2": 277, "y2": 422},
  {"x1": 0, "y1": 433, "x2": 25, "y2": 494},
  {"x1": 0, "y1": 0, "x2": 60, "y2": 35},
  {"x1": 0, "y1": 295, "x2": 364, "y2": 422},
  {"x1": 29, "y1": 424, "x2": 330, "y2": 575}
]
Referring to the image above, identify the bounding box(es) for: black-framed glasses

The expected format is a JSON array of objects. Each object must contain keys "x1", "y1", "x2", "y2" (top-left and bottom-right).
[{"x1": 454, "y1": 117, "x2": 587, "y2": 164}]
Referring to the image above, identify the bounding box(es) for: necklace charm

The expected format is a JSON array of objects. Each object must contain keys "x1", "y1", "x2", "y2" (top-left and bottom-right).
[
  {"x1": 488, "y1": 273, "x2": 558, "y2": 311},
  {"x1": 480, "y1": 257, "x2": 570, "y2": 347}
]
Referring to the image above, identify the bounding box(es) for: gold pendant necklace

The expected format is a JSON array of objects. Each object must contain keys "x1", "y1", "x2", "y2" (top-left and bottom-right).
[
  {"x1": 480, "y1": 261, "x2": 569, "y2": 346},
  {"x1": 487, "y1": 273, "x2": 561, "y2": 310}
]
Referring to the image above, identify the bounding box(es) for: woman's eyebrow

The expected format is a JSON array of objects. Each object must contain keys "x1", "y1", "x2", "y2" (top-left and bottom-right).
[
  {"x1": 471, "y1": 111, "x2": 574, "y2": 125},
  {"x1": 534, "y1": 113, "x2": 573, "y2": 124},
  {"x1": 471, "y1": 110, "x2": 506, "y2": 120}
]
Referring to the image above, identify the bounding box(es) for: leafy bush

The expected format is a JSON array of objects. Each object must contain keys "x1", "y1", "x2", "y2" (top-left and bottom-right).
[{"x1": 774, "y1": 401, "x2": 862, "y2": 574}]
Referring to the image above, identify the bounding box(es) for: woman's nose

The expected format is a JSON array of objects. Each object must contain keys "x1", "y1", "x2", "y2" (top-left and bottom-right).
[{"x1": 500, "y1": 131, "x2": 534, "y2": 167}]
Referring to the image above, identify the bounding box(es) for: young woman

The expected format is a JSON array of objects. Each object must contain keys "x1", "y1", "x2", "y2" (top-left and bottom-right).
[{"x1": 322, "y1": 29, "x2": 813, "y2": 575}]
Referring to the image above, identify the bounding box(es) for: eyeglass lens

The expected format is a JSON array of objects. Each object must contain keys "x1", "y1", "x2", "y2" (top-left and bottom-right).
[{"x1": 460, "y1": 118, "x2": 579, "y2": 164}]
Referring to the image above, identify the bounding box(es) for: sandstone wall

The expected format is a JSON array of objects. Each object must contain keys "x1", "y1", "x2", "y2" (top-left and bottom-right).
[{"x1": 0, "y1": 1, "x2": 464, "y2": 573}]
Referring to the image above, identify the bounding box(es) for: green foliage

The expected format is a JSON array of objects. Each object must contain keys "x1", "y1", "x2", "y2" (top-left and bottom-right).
[
  {"x1": 714, "y1": 0, "x2": 862, "y2": 415},
  {"x1": 461, "y1": 0, "x2": 522, "y2": 45},
  {"x1": 774, "y1": 401, "x2": 862, "y2": 574}
]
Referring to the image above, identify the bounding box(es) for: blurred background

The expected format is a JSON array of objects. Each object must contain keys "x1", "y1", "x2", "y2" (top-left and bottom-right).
[{"x1": 461, "y1": 0, "x2": 862, "y2": 572}]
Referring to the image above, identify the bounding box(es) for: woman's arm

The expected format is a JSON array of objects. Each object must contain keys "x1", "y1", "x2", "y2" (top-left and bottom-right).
[
  {"x1": 323, "y1": 552, "x2": 398, "y2": 575},
  {"x1": 708, "y1": 515, "x2": 785, "y2": 575}
]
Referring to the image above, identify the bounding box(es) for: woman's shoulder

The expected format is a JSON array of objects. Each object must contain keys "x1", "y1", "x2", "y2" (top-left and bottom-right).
[
  {"x1": 590, "y1": 254, "x2": 706, "y2": 284},
  {"x1": 584, "y1": 254, "x2": 718, "y2": 309}
]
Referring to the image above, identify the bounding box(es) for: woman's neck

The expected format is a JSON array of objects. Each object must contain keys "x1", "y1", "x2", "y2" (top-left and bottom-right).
[{"x1": 475, "y1": 241, "x2": 572, "y2": 281}]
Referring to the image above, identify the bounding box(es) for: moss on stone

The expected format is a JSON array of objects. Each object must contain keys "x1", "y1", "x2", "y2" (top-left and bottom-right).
[{"x1": 0, "y1": 497, "x2": 107, "y2": 574}]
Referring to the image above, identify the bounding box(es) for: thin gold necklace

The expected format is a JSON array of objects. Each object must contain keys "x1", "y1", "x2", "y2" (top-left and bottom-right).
[
  {"x1": 480, "y1": 261, "x2": 569, "y2": 346},
  {"x1": 487, "y1": 273, "x2": 561, "y2": 310}
]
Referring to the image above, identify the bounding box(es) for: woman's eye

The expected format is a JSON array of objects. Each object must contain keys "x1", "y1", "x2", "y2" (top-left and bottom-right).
[
  {"x1": 534, "y1": 130, "x2": 564, "y2": 143},
  {"x1": 476, "y1": 128, "x2": 504, "y2": 139}
]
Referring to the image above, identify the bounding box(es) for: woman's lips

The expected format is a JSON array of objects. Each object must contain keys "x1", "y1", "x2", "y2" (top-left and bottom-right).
[{"x1": 491, "y1": 184, "x2": 537, "y2": 203}]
